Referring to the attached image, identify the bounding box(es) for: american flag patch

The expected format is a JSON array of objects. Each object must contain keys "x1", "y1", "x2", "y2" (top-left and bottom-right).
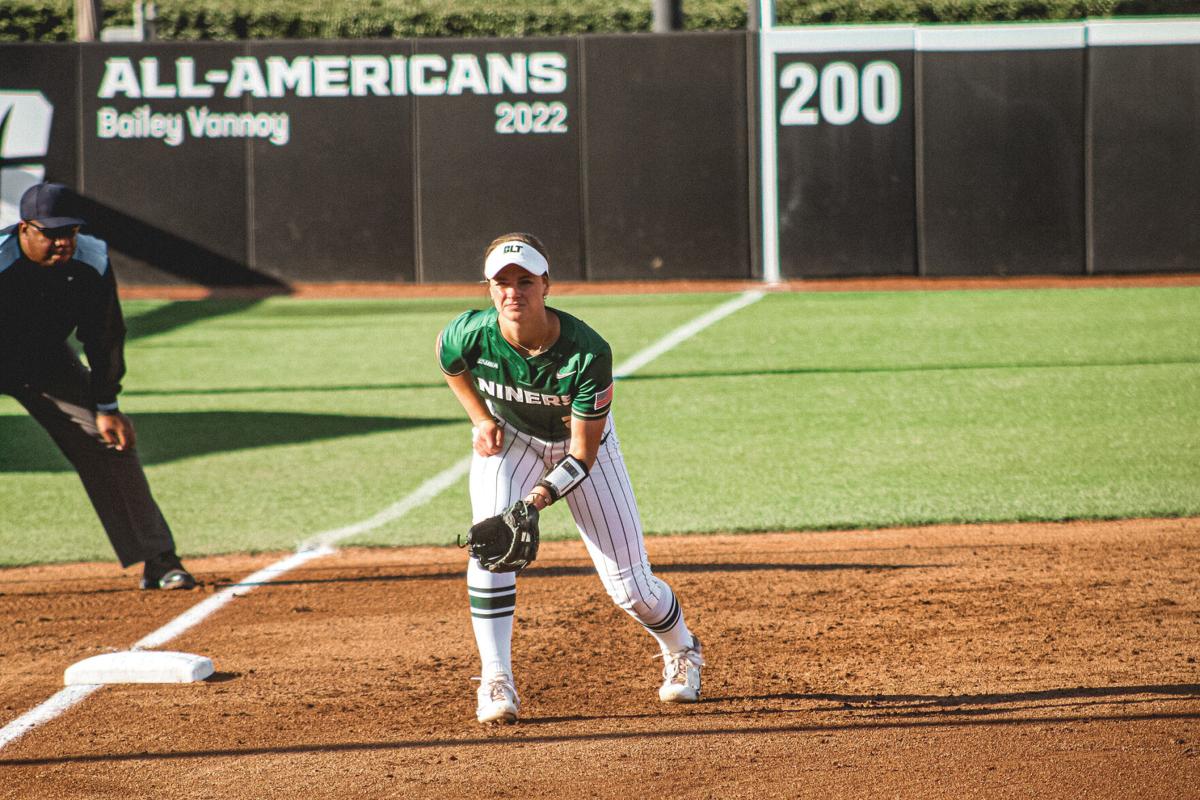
[{"x1": 594, "y1": 382, "x2": 614, "y2": 410}]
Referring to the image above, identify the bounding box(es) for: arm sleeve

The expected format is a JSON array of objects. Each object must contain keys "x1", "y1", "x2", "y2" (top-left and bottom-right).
[
  {"x1": 76, "y1": 261, "x2": 127, "y2": 408},
  {"x1": 571, "y1": 347, "x2": 614, "y2": 420},
  {"x1": 437, "y1": 311, "x2": 472, "y2": 375}
]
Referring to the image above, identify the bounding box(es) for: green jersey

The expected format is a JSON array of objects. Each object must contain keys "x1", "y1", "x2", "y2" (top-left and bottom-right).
[{"x1": 438, "y1": 307, "x2": 615, "y2": 442}]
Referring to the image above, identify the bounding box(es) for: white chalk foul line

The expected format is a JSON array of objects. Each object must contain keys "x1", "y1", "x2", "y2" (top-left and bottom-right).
[
  {"x1": 0, "y1": 289, "x2": 764, "y2": 751},
  {"x1": 612, "y1": 290, "x2": 765, "y2": 378},
  {"x1": 0, "y1": 685, "x2": 102, "y2": 751},
  {"x1": 296, "y1": 457, "x2": 472, "y2": 552},
  {"x1": 0, "y1": 465, "x2": 470, "y2": 752},
  {"x1": 130, "y1": 546, "x2": 338, "y2": 651}
]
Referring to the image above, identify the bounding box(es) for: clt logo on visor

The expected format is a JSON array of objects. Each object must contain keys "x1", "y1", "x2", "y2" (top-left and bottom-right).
[{"x1": 0, "y1": 91, "x2": 54, "y2": 229}]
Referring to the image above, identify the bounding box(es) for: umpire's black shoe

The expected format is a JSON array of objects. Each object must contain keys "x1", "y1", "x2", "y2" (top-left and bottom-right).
[{"x1": 141, "y1": 552, "x2": 197, "y2": 590}]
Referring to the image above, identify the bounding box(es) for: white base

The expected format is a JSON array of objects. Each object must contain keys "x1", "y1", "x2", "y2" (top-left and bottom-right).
[{"x1": 64, "y1": 651, "x2": 214, "y2": 685}]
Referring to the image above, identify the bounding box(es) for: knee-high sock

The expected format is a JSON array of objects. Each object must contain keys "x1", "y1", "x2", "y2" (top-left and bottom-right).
[
  {"x1": 467, "y1": 558, "x2": 517, "y2": 678},
  {"x1": 639, "y1": 581, "x2": 696, "y2": 655}
]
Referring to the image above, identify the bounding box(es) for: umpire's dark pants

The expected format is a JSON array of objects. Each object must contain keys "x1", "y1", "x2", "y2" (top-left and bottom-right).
[{"x1": 3, "y1": 349, "x2": 176, "y2": 567}]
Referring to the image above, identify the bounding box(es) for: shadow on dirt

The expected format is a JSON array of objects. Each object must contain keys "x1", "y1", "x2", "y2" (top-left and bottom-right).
[
  {"x1": 3, "y1": 690, "x2": 1198, "y2": 766},
  {"x1": 728, "y1": 684, "x2": 1200, "y2": 710},
  {"x1": 0, "y1": 560, "x2": 930, "y2": 597},
  {"x1": 199, "y1": 561, "x2": 928, "y2": 591},
  {"x1": 204, "y1": 672, "x2": 241, "y2": 684}
]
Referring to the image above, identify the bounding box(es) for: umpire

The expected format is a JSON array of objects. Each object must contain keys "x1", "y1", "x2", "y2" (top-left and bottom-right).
[{"x1": 0, "y1": 182, "x2": 195, "y2": 590}]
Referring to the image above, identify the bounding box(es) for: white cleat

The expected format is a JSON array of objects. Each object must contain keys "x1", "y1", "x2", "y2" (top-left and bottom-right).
[
  {"x1": 658, "y1": 636, "x2": 704, "y2": 703},
  {"x1": 475, "y1": 673, "x2": 520, "y2": 724}
]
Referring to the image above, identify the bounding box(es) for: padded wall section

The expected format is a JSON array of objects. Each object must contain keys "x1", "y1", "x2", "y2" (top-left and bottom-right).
[
  {"x1": 80, "y1": 43, "x2": 265, "y2": 285},
  {"x1": 414, "y1": 38, "x2": 582, "y2": 283},
  {"x1": 582, "y1": 33, "x2": 750, "y2": 280},
  {"x1": 247, "y1": 41, "x2": 417, "y2": 283},
  {"x1": 1090, "y1": 43, "x2": 1200, "y2": 273},
  {"x1": 0, "y1": 44, "x2": 79, "y2": 228},
  {"x1": 918, "y1": 44, "x2": 1086, "y2": 276},
  {"x1": 773, "y1": 45, "x2": 915, "y2": 277}
]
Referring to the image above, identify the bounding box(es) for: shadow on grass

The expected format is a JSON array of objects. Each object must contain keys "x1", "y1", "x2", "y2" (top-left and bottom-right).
[
  {"x1": 123, "y1": 381, "x2": 445, "y2": 397},
  {"x1": 125, "y1": 299, "x2": 268, "y2": 341},
  {"x1": 3, "y1": 685, "x2": 1196, "y2": 766},
  {"x1": 0, "y1": 411, "x2": 456, "y2": 472}
]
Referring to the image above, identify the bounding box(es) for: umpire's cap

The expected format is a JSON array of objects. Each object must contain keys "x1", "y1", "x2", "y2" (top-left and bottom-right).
[{"x1": 20, "y1": 182, "x2": 87, "y2": 228}]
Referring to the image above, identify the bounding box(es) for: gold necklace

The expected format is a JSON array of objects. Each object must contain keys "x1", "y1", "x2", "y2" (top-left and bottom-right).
[
  {"x1": 511, "y1": 332, "x2": 550, "y2": 356},
  {"x1": 507, "y1": 318, "x2": 555, "y2": 356}
]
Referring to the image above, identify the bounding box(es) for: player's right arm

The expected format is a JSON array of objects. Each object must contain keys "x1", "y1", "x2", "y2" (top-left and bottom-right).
[
  {"x1": 442, "y1": 370, "x2": 503, "y2": 456},
  {"x1": 437, "y1": 317, "x2": 503, "y2": 456}
]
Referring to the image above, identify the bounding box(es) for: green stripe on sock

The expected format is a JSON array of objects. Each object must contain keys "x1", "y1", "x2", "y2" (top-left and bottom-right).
[
  {"x1": 470, "y1": 592, "x2": 516, "y2": 610},
  {"x1": 471, "y1": 608, "x2": 515, "y2": 619}
]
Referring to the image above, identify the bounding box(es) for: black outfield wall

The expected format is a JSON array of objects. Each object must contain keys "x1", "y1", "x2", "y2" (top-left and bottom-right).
[
  {"x1": 80, "y1": 42, "x2": 259, "y2": 285},
  {"x1": 0, "y1": 33, "x2": 751, "y2": 284},
  {"x1": 770, "y1": 29, "x2": 916, "y2": 278},
  {"x1": 917, "y1": 29, "x2": 1087, "y2": 276},
  {"x1": 248, "y1": 40, "x2": 417, "y2": 284},
  {"x1": 0, "y1": 44, "x2": 78, "y2": 231},
  {"x1": 414, "y1": 37, "x2": 584, "y2": 283},
  {"x1": 582, "y1": 33, "x2": 751, "y2": 281},
  {"x1": 1089, "y1": 37, "x2": 1200, "y2": 273},
  {"x1": 2, "y1": 22, "x2": 1199, "y2": 283},
  {"x1": 765, "y1": 20, "x2": 1200, "y2": 278}
]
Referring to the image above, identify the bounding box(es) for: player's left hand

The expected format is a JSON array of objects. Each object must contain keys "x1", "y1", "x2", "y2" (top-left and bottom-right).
[{"x1": 97, "y1": 411, "x2": 136, "y2": 451}]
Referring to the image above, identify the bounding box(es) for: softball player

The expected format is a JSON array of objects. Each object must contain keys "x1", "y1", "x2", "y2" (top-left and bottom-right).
[{"x1": 437, "y1": 232, "x2": 704, "y2": 724}]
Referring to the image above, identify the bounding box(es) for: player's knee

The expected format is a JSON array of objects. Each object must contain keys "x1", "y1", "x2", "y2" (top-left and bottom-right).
[
  {"x1": 603, "y1": 570, "x2": 671, "y2": 624},
  {"x1": 625, "y1": 596, "x2": 661, "y2": 624}
]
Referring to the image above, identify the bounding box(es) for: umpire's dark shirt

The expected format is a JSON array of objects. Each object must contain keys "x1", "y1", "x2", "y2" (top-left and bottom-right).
[{"x1": 0, "y1": 231, "x2": 127, "y2": 407}]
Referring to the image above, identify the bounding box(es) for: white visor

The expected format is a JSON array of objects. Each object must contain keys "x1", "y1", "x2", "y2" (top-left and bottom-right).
[{"x1": 484, "y1": 242, "x2": 549, "y2": 279}]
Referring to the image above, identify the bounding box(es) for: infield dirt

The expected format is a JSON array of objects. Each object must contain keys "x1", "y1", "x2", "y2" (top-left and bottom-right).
[{"x1": 1, "y1": 518, "x2": 1197, "y2": 799}]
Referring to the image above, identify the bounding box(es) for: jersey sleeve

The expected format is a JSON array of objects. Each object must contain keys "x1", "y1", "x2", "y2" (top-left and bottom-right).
[
  {"x1": 437, "y1": 311, "x2": 475, "y2": 375},
  {"x1": 571, "y1": 346, "x2": 614, "y2": 420}
]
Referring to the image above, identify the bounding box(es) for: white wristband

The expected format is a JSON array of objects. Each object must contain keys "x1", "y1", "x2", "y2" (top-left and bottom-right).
[{"x1": 536, "y1": 455, "x2": 589, "y2": 504}]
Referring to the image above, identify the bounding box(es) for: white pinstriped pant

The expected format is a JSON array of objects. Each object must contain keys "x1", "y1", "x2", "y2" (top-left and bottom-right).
[{"x1": 467, "y1": 414, "x2": 681, "y2": 634}]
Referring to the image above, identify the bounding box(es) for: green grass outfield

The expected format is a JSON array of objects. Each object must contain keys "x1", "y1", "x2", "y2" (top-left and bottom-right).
[{"x1": 1, "y1": 286, "x2": 1197, "y2": 567}]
